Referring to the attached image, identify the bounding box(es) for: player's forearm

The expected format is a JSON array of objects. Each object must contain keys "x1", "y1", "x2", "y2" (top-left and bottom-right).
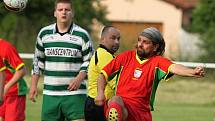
[
  {"x1": 76, "y1": 71, "x2": 87, "y2": 83},
  {"x1": 170, "y1": 64, "x2": 197, "y2": 77},
  {"x1": 97, "y1": 74, "x2": 106, "y2": 96},
  {"x1": 30, "y1": 74, "x2": 40, "y2": 88},
  {"x1": 7, "y1": 67, "x2": 26, "y2": 87},
  {"x1": 0, "y1": 72, "x2": 5, "y2": 103}
]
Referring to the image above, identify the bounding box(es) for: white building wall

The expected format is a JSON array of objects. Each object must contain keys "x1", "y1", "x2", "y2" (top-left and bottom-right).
[
  {"x1": 101, "y1": 0, "x2": 182, "y2": 59},
  {"x1": 178, "y1": 29, "x2": 203, "y2": 60}
]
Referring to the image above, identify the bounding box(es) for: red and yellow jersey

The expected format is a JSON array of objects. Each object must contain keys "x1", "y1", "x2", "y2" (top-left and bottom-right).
[
  {"x1": 0, "y1": 39, "x2": 28, "y2": 96},
  {"x1": 101, "y1": 50, "x2": 174, "y2": 111}
]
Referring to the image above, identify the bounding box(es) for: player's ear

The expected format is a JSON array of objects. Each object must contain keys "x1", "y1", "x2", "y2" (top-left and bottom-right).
[{"x1": 153, "y1": 44, "x2": 159, "y2": 52}]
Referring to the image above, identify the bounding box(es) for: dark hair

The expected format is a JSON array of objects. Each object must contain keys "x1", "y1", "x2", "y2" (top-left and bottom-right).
[{"x1": 55, "y1": 0, "x2": 72, "y2": 9}]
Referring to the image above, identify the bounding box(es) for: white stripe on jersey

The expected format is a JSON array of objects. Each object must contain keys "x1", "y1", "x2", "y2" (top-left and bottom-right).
[
  {"x1": 43, "y1": 34, "x2": 83, "y2": 46},
  {"x1": 43, "y1": 89, "x2": 87, "y2": 95},
  {"x1": 44, "y1": 76, "x2": 87, "y2": 85},
  {"x1": 45, "y1": 62, "x2": 81, "y2": 72}
]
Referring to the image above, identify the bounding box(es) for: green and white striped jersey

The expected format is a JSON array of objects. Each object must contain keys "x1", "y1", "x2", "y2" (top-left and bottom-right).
[{"x1": 32, "y1": 23, "x2": 94, "y2": 96}]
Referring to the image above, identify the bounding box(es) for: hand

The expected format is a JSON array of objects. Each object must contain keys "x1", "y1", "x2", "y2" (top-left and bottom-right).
[
  {"x1": 95, "y1": 94, "x2": 105, "y2": 106},
  {"x1": 193, "y1": 66, "x2": 205, "y2": 77},
  {"x1": 29, "y1": 86, "x2": 38, "y2": 102},
  {"x1": 4, "y1": 84, "x2": 9, "y2": 94},
  {"x1": 67, "y1": 78, "x2": 82, "y2": 91}
]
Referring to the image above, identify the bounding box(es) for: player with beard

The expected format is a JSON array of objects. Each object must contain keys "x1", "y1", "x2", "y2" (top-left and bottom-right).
[{"x1": 95, "y1": 27, "x2": 205, "y2": 121}]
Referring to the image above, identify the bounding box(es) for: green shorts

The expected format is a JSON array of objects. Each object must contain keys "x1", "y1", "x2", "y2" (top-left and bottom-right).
[{"x1": 41, "y1": 94, "x2": 87, "y2": 121}]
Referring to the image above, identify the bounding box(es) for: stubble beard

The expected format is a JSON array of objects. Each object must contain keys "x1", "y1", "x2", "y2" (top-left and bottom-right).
[{"x1": 137, "y1": 49, "x2": 151, "y2": 59}]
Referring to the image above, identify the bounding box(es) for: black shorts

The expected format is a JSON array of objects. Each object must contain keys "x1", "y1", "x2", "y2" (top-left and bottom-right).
[{"x1": 84, "y1": 96, "x2": 106, "y2": 121}]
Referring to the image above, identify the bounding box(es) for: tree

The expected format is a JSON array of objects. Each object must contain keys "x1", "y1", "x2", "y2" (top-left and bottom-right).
[
  {"x1": 0, "y1": 0, "x2": 108, "y2": 53},
  {"x1": 189, "y1": 0, "x2": 215, "y2": 62}
]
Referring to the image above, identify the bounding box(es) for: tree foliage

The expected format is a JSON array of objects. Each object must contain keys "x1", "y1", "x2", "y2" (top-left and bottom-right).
[
  {"x1": 0, "y1": 0, "x2": 108, "y2": 53},
  {"x1": 189, "y1": 0, "x2": 215, "y2": 62}
]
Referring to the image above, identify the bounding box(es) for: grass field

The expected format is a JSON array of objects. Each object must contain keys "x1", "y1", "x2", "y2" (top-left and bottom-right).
[{"x1": 25, "y1": 74, "x2": 215, "y2": 121}]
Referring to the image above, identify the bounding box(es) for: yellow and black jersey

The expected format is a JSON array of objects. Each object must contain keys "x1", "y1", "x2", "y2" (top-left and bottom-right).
[{"x1": 87, "y1": 44, "x2": 116, "y2": 99}]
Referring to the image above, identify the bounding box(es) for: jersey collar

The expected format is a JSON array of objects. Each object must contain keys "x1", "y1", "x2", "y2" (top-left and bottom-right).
[
  {"x1": 99, "y1": 44, "x2": 114, "y2": 56},
  {"x1": 55, "y1": 23, "x2": 73, "y2": 36}
]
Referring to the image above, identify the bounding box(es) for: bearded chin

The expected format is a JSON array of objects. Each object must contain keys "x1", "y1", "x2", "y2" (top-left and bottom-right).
[{"x1": 137, "y1": 50, "x2": 149, "y2": 58}]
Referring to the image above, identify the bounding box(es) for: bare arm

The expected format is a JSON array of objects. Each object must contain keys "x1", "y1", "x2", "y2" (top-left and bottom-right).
[
  {"x1": 29, "y1": 74, "x2": 40, "y2": 102},
  {"x1": 0, "y1": 71, "x2": 5, "y2": 104},
  {"x1": 94, "y1": 73, "x2": 106, "y2": 106},
  {"x1": 4, "y1": 66, "x2": 27, "y2": 94},
  {"x1": 170, "y1": 64, "x2": 205, "y2": 77},
  {"x1": 68, "y1": 71, "x2": 87, "y2": 91}
]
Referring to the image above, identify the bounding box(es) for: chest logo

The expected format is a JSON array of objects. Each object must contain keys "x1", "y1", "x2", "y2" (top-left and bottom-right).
[{"x1": 134, "y1": 68, "x2": 142, "y2": 79}]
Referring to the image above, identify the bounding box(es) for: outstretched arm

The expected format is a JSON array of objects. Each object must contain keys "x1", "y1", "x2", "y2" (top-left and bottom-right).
[{"x1": 170, "y1": 64, "x2": 205, "y2": 77}]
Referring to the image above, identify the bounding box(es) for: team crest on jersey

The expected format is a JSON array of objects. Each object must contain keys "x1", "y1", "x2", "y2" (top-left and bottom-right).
[{"x1": 133, "y1": 68, "x2": 142, "y2": 79}]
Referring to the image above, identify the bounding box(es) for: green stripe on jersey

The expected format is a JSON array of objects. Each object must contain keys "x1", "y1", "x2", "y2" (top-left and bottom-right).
[
  {"x1": 36, "y1": 42, "x2": 44, "y2": 51},
  {"x1": 18, "y1": 78, "x2": 28, "y2": 95},
  {"x1": 44, "y1": 70, "x2": 78, "y2": 77},
  {"x1": 72, "y1": 31, "x2": 89, "y2": 43},
  {"x1": 82, "y1": 47, "x2": 92, "y2": 56},
  {"x1": 80, "y1": 67, "x2": 87, "y2": 71},
  {"x1": 39, "y1": 29, "x2": 53, "y2": 39},
  {"x1": 38, "y1": 57, "x2": 45, "y2": 62},
  {"x1": 46, "y1": 56, "x2": 83, "y2": 63},
  {"x1": 44, "y1": 42, "x2": 82, "y2": 50},
  {"x1": 44, "y1": 84, "x2": 86, "y2": 91},
  {"x1": 150, "y1": 68, "x2": 167, "y2": 111}
]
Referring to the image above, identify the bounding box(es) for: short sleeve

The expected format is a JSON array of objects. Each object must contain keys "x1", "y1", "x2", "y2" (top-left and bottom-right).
[
  {"x1": 4, "y1": 44, "x2": 24, "y2": 71},
  {"x1": 157, "y1": 57, "x2": 174, "y2": 81}
]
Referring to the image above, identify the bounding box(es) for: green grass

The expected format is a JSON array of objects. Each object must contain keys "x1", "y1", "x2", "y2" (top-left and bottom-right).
[
  {"x1": 152, "y1": 75, "x2": 215, "y2": 121},
  {"x1": 152, "y1": 103, "x2": 213, "y2": 121},
  {"x1": 26, "y1": 95, "x2": 42, "y2": 121},
  {"x1": 25, "y1": 75, "x2": 215, "y2": 121}
]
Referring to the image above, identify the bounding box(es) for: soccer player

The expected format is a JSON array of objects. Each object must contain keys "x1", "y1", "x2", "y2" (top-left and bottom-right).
[
  {"x1": 0, "y1": 38, "x2": 28, "y2": 121},
  {"x1": 29, "y1": 0, "x2": 94, "y2": 121},
  {"x1": 95, "y1": 27, "x2": 205, "y2": 121},
  {"x1": 0, "y1": 58, "x2": 6, "y2": 105},
  {"x1": 85, "y1": 26, "x2": 120, "y2": 121}
]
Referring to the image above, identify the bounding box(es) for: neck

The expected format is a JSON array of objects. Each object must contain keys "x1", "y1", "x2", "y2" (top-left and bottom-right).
[
  {"x1": 57, "y1": 22, "x2": 72, "y2": 33},
  {"x1": 137, "y1": 54, "x2": 145, "y2": 61},
  {"x1": 99, "y1": 44, "x2": 114, "y2": 55}
]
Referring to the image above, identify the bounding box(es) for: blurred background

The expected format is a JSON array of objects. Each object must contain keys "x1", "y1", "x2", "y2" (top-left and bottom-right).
[{"x1": 0, "y1": 0, "x2": 215, "y2": 121}]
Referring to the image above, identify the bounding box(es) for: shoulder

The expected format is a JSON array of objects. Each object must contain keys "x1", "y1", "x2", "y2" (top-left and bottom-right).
[
  {"x1": 38, "y1": 23, "x2": 55, "y2": 39},
  {"x1": 73, "y1": 23, "x2": 89, "y2": 34},
  {"x1": 72, "y1": 24, "x2": 91, "y2": 42},
  {"x1": 153, "y1": 55, "x2": 170, "y2": 61},
  {"x1": 0, "y1": 39, "x2": 14, "y2": 48},
  {"x1": 73, "y1": 24, "x2": 89, "y2": 36},
  {"x1": 97, "y1": 48, "x2": 113, "y2": 58},
  {"x1": 119, "y1": 50, "x2": 134, "y2": 57},
  {"x1": 115, "y1": 50, "x2": 134, "y2": 60},
  {"x1": 151, "y1": 55, "x2": 173, "y2": 64}
]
